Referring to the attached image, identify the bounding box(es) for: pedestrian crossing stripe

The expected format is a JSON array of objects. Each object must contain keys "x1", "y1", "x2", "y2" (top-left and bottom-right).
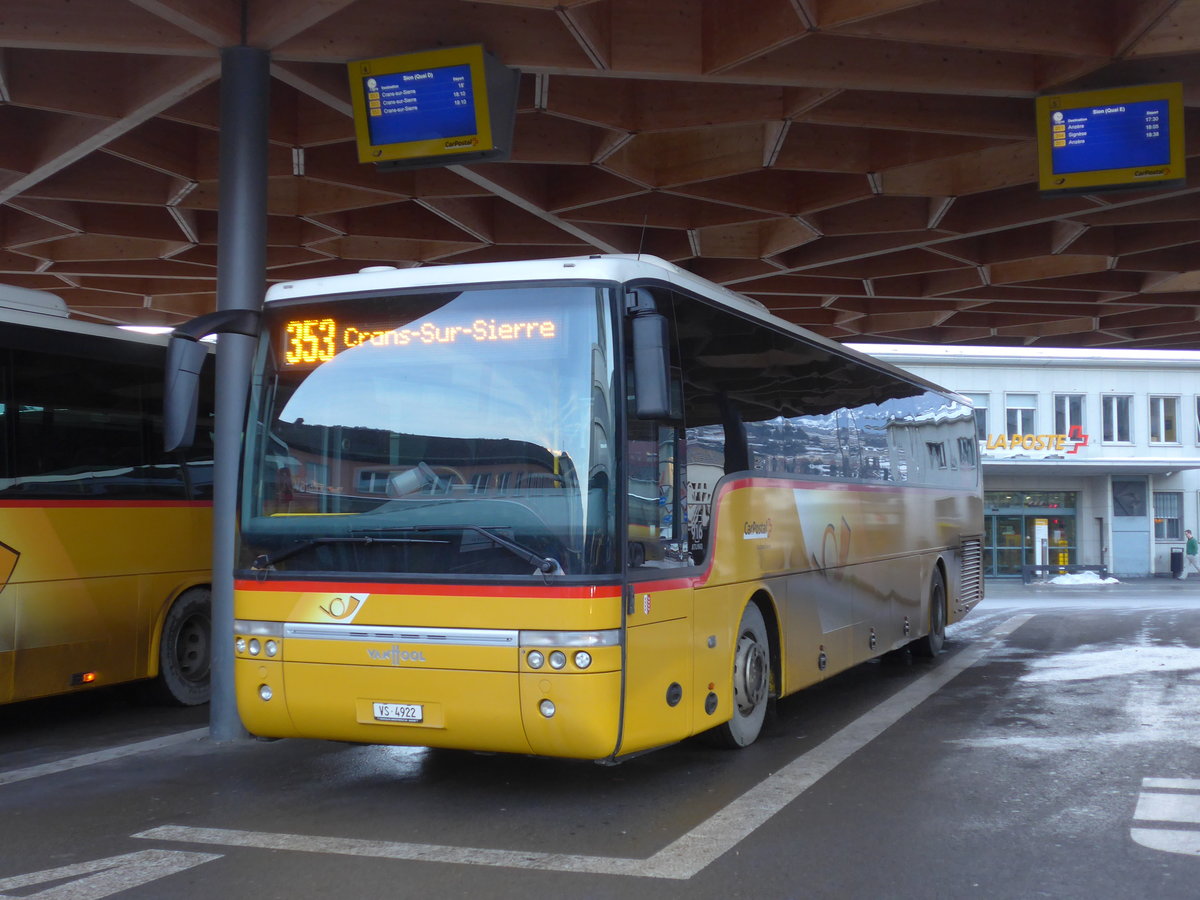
[{"x1": 1131, "y1": 777, "x2": 1200, "y2": 856}]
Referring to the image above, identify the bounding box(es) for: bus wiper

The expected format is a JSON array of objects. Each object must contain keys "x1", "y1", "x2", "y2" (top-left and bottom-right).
[
  {"x1": 250, "y1": 527, "x2": 561, "y2": 575},
  {"x1": 251, "y1": 534, "x2": 445, "y2": 570},
  {"x1": 366, "y1": 525, "x2": 563, "y2": 575}
]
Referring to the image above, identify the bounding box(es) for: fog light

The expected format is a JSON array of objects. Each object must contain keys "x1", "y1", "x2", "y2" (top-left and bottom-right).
[
  {"x1": 549, "y1": 651, "x2": 566, "y2": 670},
  {"x1": 235, "y1": 637, "x2": 246, "y2": 654},
  {"x1": 527, "y1": 650, "x2": 545, "y2": 669},
  {"x1": 574, "y1": 650, "x2": 592, "y2": 669},
  {"x1": 539, "y1": 699, "x2": 556, "y2": 718},
  {"x1": 265, "y1": 640, "x2": 278, "y2": 658},
  {"x1": 249, "y1": 639, "x2": 261, "y2": 656},
  {"x1": 258, "y1": 684, "x2": 273, "y2": 701}
]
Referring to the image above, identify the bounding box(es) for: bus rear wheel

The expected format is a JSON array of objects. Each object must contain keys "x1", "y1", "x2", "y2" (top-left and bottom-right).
[
  {"x1": 911, "y1": 569, "x2": 946, "y2": 658},
  {"x1": 149, "y1": 587, "x2": 212, "y2": 706},
  {"x1": 709, "y1": 602, "x2": 771, "y2": 748}
]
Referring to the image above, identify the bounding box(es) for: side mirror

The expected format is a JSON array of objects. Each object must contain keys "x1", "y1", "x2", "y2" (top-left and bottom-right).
[
  {"x1": 164, "y1": 337, "x2": 210, "y2": 451},
  {"x1": 163, "y1": 308, "x2": 261, "y2": 451},
  {"x1": 627, "y1": 288, "x2": 670, "y2": 419}
]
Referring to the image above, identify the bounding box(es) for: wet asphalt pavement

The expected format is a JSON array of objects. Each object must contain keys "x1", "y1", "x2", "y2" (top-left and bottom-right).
[{"x1": 3, "y1": 577, "x2": 1199, "y2": 899}]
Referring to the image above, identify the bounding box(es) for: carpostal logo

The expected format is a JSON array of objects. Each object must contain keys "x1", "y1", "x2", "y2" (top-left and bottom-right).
[
  {"x1": 743, "y1": 519, "x2": 772, "y2": 540},
  {"x1": 368, "y1": 645, "x2": 428, "y2": 665},
  {"x1": 1134, "y1": 167, "x2": 1169, "y2": 178},
  {"x1": 445, "y1": 137, "x2": 481, "y2": 150}
]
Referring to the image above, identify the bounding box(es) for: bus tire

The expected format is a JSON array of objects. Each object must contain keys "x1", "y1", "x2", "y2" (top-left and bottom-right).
[
  {"x1": 911, "y1": 569, "x2": 946, "y2": 658},
  {"x1": 150, "y1": 587, "x2": 212, "y2": 706},
  {"x1": 708, "y1": 602, "x2": 771, "y2": 748}
]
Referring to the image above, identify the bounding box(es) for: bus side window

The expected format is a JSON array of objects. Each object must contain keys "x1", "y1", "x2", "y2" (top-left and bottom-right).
[
  {"x1": 627, "y1": 420, "x2": 689, "y2": 568},
  {"x1": 684, "y1": 424, "x2": 722, "y2": 560}
]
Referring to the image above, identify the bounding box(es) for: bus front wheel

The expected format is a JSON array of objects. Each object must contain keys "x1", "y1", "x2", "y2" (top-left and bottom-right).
[
  {"x1": 709, "y1": 602, "x2": 771, "y2": 748},
  {"x1": 150, "y1": 587, "x2": 212, "y2": 706},
  {"x1": 911, "y1": 570, "x2": 946, "y2": 658}
]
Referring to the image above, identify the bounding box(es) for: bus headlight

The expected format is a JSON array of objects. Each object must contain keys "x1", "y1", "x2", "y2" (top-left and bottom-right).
[
  {"x1": 234, "y1": 621, "x2": 283, "y2": 658},
  {"x1": 574, "y1": 651, "x2": 592, "y2": 669},
  {"x1": 549, "y1": 651, "x2": 567, "y2": 670},
  {"x1": 539, "y1": 699, "x2": 556, "y2": 718},
  {"x1": 259, "y1": 684, "x2": 273, "y2": 701},
  {"x1": 527, "y1": 650, "x2": 545, "y2": 669}
]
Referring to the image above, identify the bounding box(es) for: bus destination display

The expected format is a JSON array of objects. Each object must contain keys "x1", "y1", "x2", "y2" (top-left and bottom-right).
[
  {"x1": 363, "y1": 64, "x2": 477, "y2": 147},
  {"x1": 281, "y1": 315, "x2": 561, "y2": 367}
]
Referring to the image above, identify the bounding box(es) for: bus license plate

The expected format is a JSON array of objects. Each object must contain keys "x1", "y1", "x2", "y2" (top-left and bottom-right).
[{"x1": 373, "y1": 702, "x2": 423, "y2": 723}]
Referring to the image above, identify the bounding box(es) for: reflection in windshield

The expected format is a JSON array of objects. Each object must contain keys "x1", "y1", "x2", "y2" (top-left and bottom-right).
[{"x1": 241, "y1": 285, "x2": 617, "y2": 577}]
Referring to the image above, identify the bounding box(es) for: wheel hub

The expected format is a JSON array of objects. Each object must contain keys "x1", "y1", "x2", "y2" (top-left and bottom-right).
[{"x1": 733, "y1": 634, "x2": 769, "y2": 714}]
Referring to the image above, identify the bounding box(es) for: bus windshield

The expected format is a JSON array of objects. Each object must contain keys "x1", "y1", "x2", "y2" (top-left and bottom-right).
[{"x1": 241, "y1": 283, "x2": 618, "y2": 578}]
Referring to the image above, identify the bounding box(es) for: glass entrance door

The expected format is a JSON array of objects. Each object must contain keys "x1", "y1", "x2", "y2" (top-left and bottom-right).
[{"x1": 984, "y1": 492, "x2": 1078, "y2": 576}]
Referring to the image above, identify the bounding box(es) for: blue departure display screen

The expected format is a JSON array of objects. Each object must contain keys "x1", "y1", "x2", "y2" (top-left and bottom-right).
[
  {"x1": 1049, "y1": 98, "x2": 1170, "y2": 175},
  {"x1": 363, "y1": 63, "x2": 478, "y2": 146}
]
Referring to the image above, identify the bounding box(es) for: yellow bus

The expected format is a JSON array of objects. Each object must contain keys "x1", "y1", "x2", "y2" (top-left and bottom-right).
[
  {"x1": 0, "y1": 285, "x2": 213, "y2": 706},
  {"x1": 169, "y1": 255, "x2": 982, "y2": 758}
]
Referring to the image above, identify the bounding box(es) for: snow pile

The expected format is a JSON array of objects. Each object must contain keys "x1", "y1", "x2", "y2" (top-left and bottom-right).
[
  {"x1": 1045, "y1": 570, "x2": 1120, "y2": 585},
  {"x1": 1020, "y1": 645, "x2": 1200, "y2": 683}
]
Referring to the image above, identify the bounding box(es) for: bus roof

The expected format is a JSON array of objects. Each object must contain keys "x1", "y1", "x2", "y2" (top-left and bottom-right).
[
  {"x1": 264, "y1": 254, "x2": 961, "y2": 402},
  {"x1": 0, "y1": 283, "x2": 183, "y2": 349},
  {"x1": 0, "y1": 284, "x2": 70, "y2": 317}
]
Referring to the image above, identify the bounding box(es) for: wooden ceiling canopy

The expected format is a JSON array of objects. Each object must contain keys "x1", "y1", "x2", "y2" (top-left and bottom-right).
[{"x1": 1, "y1": 0, "x2": 1199, "y2": 347}]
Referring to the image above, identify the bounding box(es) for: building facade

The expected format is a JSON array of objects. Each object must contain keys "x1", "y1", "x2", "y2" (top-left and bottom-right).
[{"x1": 857, "y1": 345, "x2": 1200, "y2": 578}]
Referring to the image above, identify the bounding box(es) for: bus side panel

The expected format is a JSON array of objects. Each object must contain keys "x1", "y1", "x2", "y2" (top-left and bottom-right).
[
  {"x1": 1, "y1": 504, "x2": 211, "y2": 703},
  {"x1": 699, "y1": 481, "x2": 978, "y2": 699},
  {"x1": 0, "y1": 589, "x2": 13, "y2": 704},
  {"x1": 620, "y1": 608, "x2": 693, "y2": 755},
  {"x1": 779, "y1": 575, "x2": 851, "y2": 695},
  {"x1": 12, "y1": 577, "x2": 141, "y2": 701},
  {"x1": 691, "y1": 580, "x2": 778, "y2": 734}
]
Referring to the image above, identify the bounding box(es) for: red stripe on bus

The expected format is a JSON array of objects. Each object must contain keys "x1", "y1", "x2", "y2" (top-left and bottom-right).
[{"x1": 235, "y1": 579, "x2": 623, "y2": 599}]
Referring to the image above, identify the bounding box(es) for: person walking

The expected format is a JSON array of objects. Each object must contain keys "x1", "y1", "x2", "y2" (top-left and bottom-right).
[{"x1": 1181, "y1": 529, "x2": 1200, "y2": 579}]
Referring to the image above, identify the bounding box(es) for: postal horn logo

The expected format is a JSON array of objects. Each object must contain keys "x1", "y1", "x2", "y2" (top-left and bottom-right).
[{"x1": 319, "y1": 594, "x2": 366, "y2": 622}]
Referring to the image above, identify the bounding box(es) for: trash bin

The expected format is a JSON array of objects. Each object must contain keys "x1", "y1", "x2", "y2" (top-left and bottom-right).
[{"x1": 1171, "y1": 546, "x2": 1184, "y2": 578}]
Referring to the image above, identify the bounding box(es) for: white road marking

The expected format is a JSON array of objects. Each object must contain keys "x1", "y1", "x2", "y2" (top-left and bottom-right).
[
  {"x1": 1135, "y1": 792, "x2": 1200, "y2": 824},
  {"x1": 0, "y1": 849, "x2": 220, "y2": 899},
  {"x1": 1131, "y1": 829, "x2": 1200, "y2": 856},
  {"x1": 135, "y1": 615, "x2": 1032, "y2": 880},
  {"x1": 1132, "y1": 777, "x2": 1200, "y2": 857},
  {"x1": 0, "y1": 729, "x2": 208, "y2": 787}
]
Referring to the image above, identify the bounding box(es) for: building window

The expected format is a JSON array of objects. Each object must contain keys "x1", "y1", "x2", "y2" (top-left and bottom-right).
[
  {"x1": 1195, "y1": 396, "x2": 1200, "y2": 444},
  {"x1": 962, "y1": 392, "x2": 987, "y2": 442},
  {"x1": 1102, "y1": 394, "x2": 1132, "y2": 443},
  {"x1": 1154, "y1": 491, "x2": 1183, "y2": 540},
  {"x1": 926, "y1": 441, "x2": 947, "y2": 469},
  {"x1": 1054, "y1": 394, "x2": 1085, "y2": 435},
  {"x1": 1005, "y1": 393, "x2": 1036, "y2": 435},
  {"x1": 1149, "y1": 396, "x2": 1179, "y2": 444}
]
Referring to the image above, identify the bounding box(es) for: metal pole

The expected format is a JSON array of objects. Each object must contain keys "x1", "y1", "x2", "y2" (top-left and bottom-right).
[{"x1": 210, "y1": 45, "x2": 269, "y2": 741}]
